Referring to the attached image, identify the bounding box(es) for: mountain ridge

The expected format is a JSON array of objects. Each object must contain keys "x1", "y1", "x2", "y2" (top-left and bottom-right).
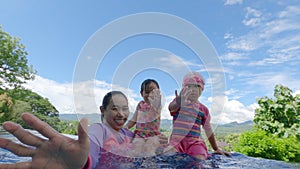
[{"x1": 59, "y1": 113, "x2": 253, "y2": 134}]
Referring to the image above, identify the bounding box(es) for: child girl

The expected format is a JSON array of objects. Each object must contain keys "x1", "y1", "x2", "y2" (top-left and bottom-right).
[
  {"x1": 169, "y1": 72, "x2": 231, "y2": 160},
  {"x1": 125, "y1": 79, "x2": 162, "y2": 156}
]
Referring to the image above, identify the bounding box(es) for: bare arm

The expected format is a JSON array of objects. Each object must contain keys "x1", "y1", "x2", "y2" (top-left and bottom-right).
[
  {"x1": 205, "y1": 127, "x2": 231, "y2": 157},
  {"x1": 125, "y1": 106, "x2": 138, "y2": 129},
  {"x1": 168, "y1": 90, "x2": 180, "y2": 113},
  {"x1": 205, "y1": 128, "x2": 219, "y2": 151}
]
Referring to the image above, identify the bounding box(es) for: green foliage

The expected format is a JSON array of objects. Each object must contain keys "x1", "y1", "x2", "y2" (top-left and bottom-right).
[
  {"x1": 8, "y1": 88, "x2": 59, "y2": 117},
  {"x1": 254, "y1": 84, "x2": 300, "y2": 139},
  {"x1": 0, "y1": 93, "x2": 14, "y2": 123},
  {"x1": 0, "y1": 27, "x2": 76, "y2": 134},
  {"x1": 235, "y1": 130, "x2": 300, "y2": 162},
  {"x1": 218, "y1": 133, "x2": 241, "y2": 152},
  {"x1": 0, "y1": 88, "x2": 77, "y2": 134},
  {"x1": 232, "y1": 84, "x2": 300, "y2": 162},
  {"x1": 30, "y1": 113, "x2": 79, "y2": 135},
  {"x1": 0, "y1": 26, "x2": 36, "y2": 90}
]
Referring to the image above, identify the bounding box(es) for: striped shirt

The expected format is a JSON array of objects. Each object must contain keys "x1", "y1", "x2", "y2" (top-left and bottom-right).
[{"x1": 170, "y1": 100, "x2": 210, "y2": 139}]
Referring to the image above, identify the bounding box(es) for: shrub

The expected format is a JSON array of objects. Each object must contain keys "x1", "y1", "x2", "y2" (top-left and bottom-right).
[{"x1": 235, "y1": 130, "x2": 300, "y2": 162}]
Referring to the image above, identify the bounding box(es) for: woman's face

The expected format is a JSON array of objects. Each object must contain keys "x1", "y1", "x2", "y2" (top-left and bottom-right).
[
  {"x1": 101, "y1": 94, "x2": 130, "y2": 131},
  {"x1": 141, "y1": 82, "x2": 159, "y2": 103}
]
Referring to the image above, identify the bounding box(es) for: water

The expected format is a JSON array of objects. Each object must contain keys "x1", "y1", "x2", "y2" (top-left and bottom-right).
[{"x1": 1, "y1": 127, "x2": 299, "y2": 169}]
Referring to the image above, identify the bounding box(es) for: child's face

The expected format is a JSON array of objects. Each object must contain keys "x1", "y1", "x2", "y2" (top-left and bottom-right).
[
  {"x1": 141, "y1": 82, "x2": 159, "y2": 103},
  {"x1": 101, "y1": 94, "x2": 130, "y2": 131},
  {"x1": 186, "y1": 84, "x2": 203, "y2": 102}
]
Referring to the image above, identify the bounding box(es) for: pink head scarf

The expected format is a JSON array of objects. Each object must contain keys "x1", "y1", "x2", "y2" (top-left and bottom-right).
[{"x1": 182, "y1": 72, "x2": 205, "y2": 90}]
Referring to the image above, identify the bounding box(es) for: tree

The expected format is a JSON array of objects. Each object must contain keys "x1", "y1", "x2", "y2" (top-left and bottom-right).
[
  {"x1": 233, "y1": 84, "x2": 300, "y2": 162},
  {"x1": 0, "y1": 93, "x2": 13, "y2": 123},
  {"x1": 0, "y1": 26, "x2": 36, "y2": 90},
  {"x1": 2, "y1": 88, "x2": 78, "y2": 134},
  {"x1": 254, "y1": 84, "x2": 300, "y2": 139},
  {"x1": 8, "y1": 89, "x2": 59, "y2": 117}
]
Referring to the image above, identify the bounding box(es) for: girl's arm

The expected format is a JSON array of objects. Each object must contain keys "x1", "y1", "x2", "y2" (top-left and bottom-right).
[
  {"x1": 203, "y1": 109, "x2": 231, "y2": 157},
  {"x1": 204, "y1": 125, "x2": 231, "y2": 157},
  {"x1": 169, "y1": 98, "x2": 180, "y2": 115},
  {"x1": 169, "y1": 87, "x2": 192, "y2": 114},
  {"x1": 125, "y1": 105, "x2": 139, "y2": 129},
  {"x1": 169, "y1": 90, "x2": 180, "y2": 114},
  {"x1": 205, "y1": 128, "x2": 219, "y2": 151}
]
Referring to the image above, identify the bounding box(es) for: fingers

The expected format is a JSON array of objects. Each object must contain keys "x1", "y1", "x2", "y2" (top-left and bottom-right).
[
  {"x1": 214, "y1": 149, "x2": 231, "y2": 157},
  {"x1": 77, "y1": 118, "x2": 89, "y2": 148},
  {"x1": 2, "y1": 122, "x2": 45, "y2": 147},
  {"x1": 178, "y1": 87, "x2": 192, "y2": 104},
  {"x1": 149, "y1": 89, "x2": 161, "y2": 99},
  {"x1": 0, "y1": 162, "x2": 31, "y2": 169},
  {"x1": 158, "y1": 134, "x2": 168, "y2": 145},
  {"x1": 0, "y1": 138, "x2": 35, "y2": 157},
  {"x1": 21, "y1": 113, "x2": 59, "y2": 140},
  {"x1": 148, "y1": 89, "x2": 161, "y2": 110},
  {"x1": 225, "y1": 151, "x2": 232, "y2": 157}
]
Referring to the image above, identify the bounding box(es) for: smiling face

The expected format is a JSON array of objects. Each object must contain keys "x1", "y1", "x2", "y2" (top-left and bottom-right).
[
  {"x1": 100, "y1": 93, "x2": 129, "y2": 131},
  {"x1": 141, "y1": 82, "x2": 159, "y2": 103}
]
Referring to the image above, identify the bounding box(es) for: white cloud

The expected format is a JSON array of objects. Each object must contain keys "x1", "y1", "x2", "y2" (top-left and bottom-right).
[
  {"x1": 25, "y1": 76, "x2": 138, "y2": 115},
  {"x1": 224, "y1": 33, "x2": 233, "y2": 40},
  {"x1": 242, "y1": 7, "x2": 263, "y2": 27},
  {"x1": 158, "y1": 54, "x2": 198, "y2": 69},
  {"x1": 225, "y1": 88, "x2": 242, "y2": 100},
  {"x1": 24, "y1": 76, "x2": 174, "y2": 120},
  {"x1": 23, "y1": 76, "x2": 259, "y2": 124},
  {"x1": 224, "y1": 0, "x2": 243, "y2": 6},
  {"x1": 220, "y1": 52, "x2": 248, "y2": 62},
  {"x1": 226, "y1": 5, "x2": 300, "y2": 66},
  {"x1": 278, "y1": 6, "x2": 300, "y2": 18},
  {"x1": 208, "y1": 95, "x2": 257, "y2": 124},
  {"x1": 294, "y1": 90, "x2": 300, "y2": 96},
  {"x1": 227, "y1": 37, "x2": 260, "y2": 51},
  {"x1": 240, "y1": 72, "x2": 300, "y2": 97}
]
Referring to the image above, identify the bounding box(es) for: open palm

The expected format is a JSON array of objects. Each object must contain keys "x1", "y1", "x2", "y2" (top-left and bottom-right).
[{"x1": 0, "y1": 113, "x2": 90, "y2": 169}]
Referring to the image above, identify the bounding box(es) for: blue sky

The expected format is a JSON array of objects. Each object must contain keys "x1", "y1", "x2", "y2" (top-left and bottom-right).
[{"x1": 1, "y1": 0, "x2": 299, "y2": 124}]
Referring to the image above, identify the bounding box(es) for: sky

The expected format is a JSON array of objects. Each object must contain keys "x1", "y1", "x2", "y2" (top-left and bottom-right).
[{"x1": 1, "y1": 0, "x2": 300, "y2": 124}]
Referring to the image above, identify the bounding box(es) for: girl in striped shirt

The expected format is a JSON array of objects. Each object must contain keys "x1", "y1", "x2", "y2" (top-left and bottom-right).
[{"x1": 169, "y1": 72, "x2": 231, "y2": 160}]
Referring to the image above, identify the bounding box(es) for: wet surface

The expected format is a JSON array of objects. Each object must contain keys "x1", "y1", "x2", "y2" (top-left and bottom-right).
[
  {"x1": 1, "y1": 147, "x2": 299, "y2": 169},
  {"x1": 0, "y1": 128, "x2": 299, "y2": 169}
]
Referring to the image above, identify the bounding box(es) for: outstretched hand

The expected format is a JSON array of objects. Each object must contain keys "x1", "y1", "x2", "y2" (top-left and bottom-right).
[
  {"x1": 148, "y1": 89, "x2": 162, "y2": 112},
  {"x1": 214, "y1": 148, "x2": 232, "y2": 157},
  {"x1": 0, "y1": 113, "x2": 90, "y2": 169},
  {"x1": 175, "y1": 87, "x2": 192, "y2": 106}
]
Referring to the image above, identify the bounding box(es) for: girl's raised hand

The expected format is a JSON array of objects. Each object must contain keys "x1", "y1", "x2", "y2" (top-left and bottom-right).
[
  {"x1": 176, "y1": 87, "x2": 192, "y2": 106},
  {"x1": 148, "y1": 89, "x2": 162, "y2": 112}
]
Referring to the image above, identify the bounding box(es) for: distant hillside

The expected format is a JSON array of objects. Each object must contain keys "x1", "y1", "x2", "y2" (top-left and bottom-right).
[
  {"x1": 160, "y1": 119, "x2": 254, "y2": 136},
  {"x1": 213, "y1": 120, "x2": 254, "y2": 136},
  {"x1": 59, "y1": 114, "x2": 253, "y2": 135},
  {"x1": 59, "y1": 113, "x2": 102, "y2": 124}
]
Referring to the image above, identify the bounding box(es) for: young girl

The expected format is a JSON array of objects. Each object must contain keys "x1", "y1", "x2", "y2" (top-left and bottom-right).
[
  {"x1": 125, "y1": 79, "x2": 162, "y2": 156},
  {"x1": 169, "y1": 72, "x2": 231, "y2": 160}
]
